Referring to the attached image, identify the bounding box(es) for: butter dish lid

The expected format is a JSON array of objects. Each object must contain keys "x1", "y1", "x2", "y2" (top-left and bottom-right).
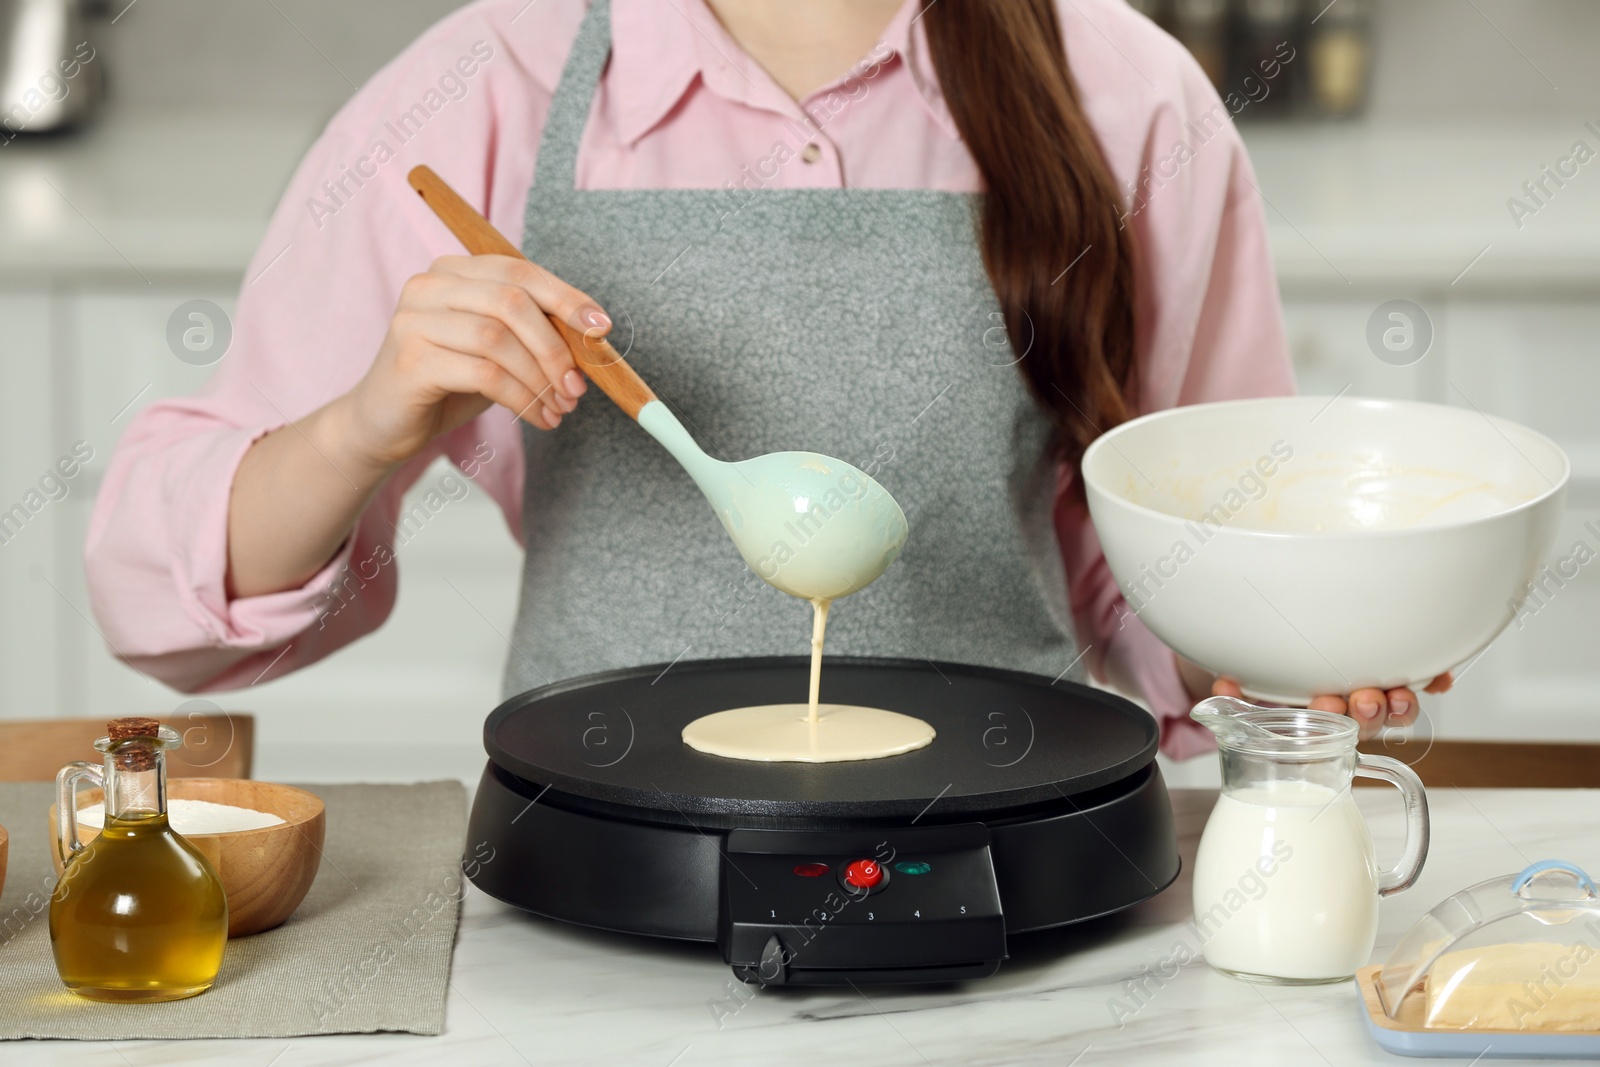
[{"x1": 1376, "y1": 861, "x2": 1600, "y2": 1032}]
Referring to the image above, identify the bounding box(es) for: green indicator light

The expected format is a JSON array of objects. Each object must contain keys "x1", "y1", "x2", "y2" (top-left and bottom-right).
[{"x1": 893, "y1": 861, "x2": 931, "y2": 875}]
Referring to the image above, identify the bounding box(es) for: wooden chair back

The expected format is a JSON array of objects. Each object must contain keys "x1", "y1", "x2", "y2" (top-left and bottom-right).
[
  {"x1": 0, "y1": 714, "x2": 254, "y2": 782},
  {"x1": 1357, "y1": 738, "x2": 1600, "y2": 789}
]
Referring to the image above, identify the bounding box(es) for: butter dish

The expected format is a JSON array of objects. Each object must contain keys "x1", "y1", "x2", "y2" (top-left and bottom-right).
[{"x1": 1358, "y1": 860, "x2": 1600, "y2": 1058}]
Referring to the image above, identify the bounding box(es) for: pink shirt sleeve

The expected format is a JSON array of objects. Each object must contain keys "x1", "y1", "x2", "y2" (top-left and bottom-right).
[
  {"x1": 81, "y1": 2, "x2": 576, "y2": 691},
  {"x1": 1055, "y1": 10, "x2": 1296, "y2": 759}
]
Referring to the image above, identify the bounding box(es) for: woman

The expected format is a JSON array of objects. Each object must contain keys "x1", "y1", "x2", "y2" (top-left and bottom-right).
[{"x1": 85, "y1": 0, "x2": 1443, "y2": 757}]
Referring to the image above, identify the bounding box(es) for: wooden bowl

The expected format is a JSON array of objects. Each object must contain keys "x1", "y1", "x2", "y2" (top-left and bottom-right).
[{"x1": 50, "y1": 779, "x2": 323, "y2": 937}]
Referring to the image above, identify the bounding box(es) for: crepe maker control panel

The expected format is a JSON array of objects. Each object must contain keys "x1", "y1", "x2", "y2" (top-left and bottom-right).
[{"x1": 719, "y1": 824, "x2": 1005, "y2": 985}]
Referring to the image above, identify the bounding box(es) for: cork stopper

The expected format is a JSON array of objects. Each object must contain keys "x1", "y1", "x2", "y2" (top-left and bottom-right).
[
  {"x1": 107, "y1": 717, "x2": 161, "y2": 772},
  {"x1": 107, "y1": 717, "x2": 161, "y2": 742}
]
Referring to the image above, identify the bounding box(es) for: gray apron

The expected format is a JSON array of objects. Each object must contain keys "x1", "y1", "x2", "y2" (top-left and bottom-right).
[{"x1": 504, "y1": 0, "x2": 1081, "y2": 697}]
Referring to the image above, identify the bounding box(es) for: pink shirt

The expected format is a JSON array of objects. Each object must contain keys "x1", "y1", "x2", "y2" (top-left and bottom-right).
[{"x1": 85, "y1": 0, "x2": 1294, "y2": 758}]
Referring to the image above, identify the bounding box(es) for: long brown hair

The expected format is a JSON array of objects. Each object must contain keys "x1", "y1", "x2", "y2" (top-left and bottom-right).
[{"x1": 924, "y1": 0, "x2": 1137, "y2": 462}]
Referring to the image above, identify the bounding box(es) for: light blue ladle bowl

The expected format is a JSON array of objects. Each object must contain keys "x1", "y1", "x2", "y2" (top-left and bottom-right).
[{"x1": 637, "y1": 402, "x2": 907, "y2": 600}]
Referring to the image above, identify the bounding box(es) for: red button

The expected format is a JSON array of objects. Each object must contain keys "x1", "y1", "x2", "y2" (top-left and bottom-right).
[
  {"x1": 843, "y1": 859, "x2": 884, "y2": 889},
  {"x1": 793, "y1": 863, "x2": 829, "y2": 877}
]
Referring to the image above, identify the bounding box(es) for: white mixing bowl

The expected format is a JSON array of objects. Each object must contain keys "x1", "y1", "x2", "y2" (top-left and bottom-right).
[{"x1": 1081, "y1": 396, "x2": 1569, "y2": 702}]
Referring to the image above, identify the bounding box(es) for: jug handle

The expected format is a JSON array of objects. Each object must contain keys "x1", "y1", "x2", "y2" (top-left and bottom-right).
[
  {"x1": 55, "y1": 760, "x2": 103, "y2": 870},
  {"x1": 1355, "y1": 753, "x2": 1430, "y2": 897}
]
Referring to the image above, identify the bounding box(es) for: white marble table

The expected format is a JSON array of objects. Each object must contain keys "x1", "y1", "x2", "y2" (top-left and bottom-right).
[{"x1": 11, "y1": 787, "x2": 1596, "y2": 1066}]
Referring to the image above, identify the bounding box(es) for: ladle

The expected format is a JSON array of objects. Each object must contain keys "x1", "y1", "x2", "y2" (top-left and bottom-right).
[{"x1": 407, "y1": 166, "x2": 908, "y2": 600}]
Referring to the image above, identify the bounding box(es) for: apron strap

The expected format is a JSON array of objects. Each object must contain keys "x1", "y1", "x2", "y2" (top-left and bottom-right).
[{"x1": 533, "y1": 0, "x2": 614, "y2": 190}]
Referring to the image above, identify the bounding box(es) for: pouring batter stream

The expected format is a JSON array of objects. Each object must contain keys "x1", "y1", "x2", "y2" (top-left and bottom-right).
[{"x1": 680, "y1": 597, "x2": 936, "y2": 763}]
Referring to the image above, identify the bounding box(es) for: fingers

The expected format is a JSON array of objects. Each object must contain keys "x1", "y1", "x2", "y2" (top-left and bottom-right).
[
  {"x1": 1346, "y1": 688, "x2": 1386, "y2": 733},
  {"x1": 399, "y1": 267, "x2": 588, "y2": 426},
  {"x1": 1386, "y1": 687, "x2": 1420, "y2": 727},
  {"x1": 409, "y1": 308, "x2": 567, "y2": 426},
  {"x1": 444, "y1": 283, "x2": 582, "y2": 409},
  {"x1": 1424, "y1": 671, "x2": 1454, "y2": 694},
  {"x1": 1211, "y1": 676, "x2": 1244, "y2": 698},
  {"x1": 1208, "y1": 677, "x2": 1366, "y2": 742},
  {"x1": 1224, "y1": 674, "x2": 1436, "y2": 743},
  {"x1": 439, "y1": 277, "x2": 585, "y2": 408},
  {"x1": 1308, "y1": 693, "x2": 1348, "y2": 715},
  {"x1": 1310, "y1": 687, "x2": 1423, "y2": 741},
  {"x1": 433, "y1": 253, "x2": 612, "y2": 368},
  {"x1": 418, "y1": 342, "x2": 544, "y2": 427}
]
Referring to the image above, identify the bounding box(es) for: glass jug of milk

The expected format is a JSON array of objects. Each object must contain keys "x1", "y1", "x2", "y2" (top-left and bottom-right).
[{"x1": 1189, "y1": 696, "x2": 1429, "y2": 984}]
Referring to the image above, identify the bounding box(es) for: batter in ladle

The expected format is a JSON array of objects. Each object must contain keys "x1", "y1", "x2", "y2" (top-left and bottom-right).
[{"x1": 681, "y1": 597, "x2": 936, "y2": 763}]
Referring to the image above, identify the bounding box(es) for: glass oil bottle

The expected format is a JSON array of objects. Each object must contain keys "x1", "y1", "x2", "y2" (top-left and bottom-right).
[{"x1": 49, "y1": 717, "x2": 229, "y2": 1002}]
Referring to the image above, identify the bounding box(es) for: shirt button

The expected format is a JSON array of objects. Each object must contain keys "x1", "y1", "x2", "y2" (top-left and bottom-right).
[{"x1": 800, "y1": 143, "x2": 822, "y2": 164}]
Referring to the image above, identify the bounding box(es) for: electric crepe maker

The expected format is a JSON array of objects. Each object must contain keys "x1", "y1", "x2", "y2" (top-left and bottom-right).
[{"x1": 466, "y1": 656, "x2": 1179, "y2": 986}]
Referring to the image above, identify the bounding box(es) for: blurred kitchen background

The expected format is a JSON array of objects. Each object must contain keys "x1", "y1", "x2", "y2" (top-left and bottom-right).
[{"x1": 1, "y1": 0, "x2": 1597, "y2": 785}]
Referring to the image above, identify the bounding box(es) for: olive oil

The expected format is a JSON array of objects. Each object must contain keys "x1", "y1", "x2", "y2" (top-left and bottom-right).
[
  {"x1": 50, "y1": 811, "x2": 228, "y2": 1001},
  {"x1": 49, "y1": 718, "x2": 228, "y2": 1002}
]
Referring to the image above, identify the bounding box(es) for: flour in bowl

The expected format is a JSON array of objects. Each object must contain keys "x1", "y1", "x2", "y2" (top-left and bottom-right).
[{"x1": 78, "y1": 798, "x2": 286, "y2": 833}]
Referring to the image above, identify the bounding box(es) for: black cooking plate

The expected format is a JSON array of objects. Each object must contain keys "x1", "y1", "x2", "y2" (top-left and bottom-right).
[{"x1": 484, "y1": 656, "x2": 1157, "y2": 820}]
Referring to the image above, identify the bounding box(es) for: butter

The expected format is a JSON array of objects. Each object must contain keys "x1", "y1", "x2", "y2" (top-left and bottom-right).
[{"x1": 1425, "y1": 941, "x2": 1600, "y2": 1031}]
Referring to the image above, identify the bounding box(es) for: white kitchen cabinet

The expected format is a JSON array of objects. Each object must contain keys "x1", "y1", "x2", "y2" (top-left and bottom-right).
[
  {"x1": 1443, "y1": 301, "x2": 1600, "y2": 483},
  {"x1": 1281, "y1": 296, "x2": 1442, "y2": 402},
  {"x1": 1430, "y1": 300, "x2": 1600, "y2": 740},
  {"x1": 69, "y1": 289, "x2": 235, "y2": 445},
  {"x1": 1445, "y1": 500, "x2": 1600, "y2": 737},
  {"x1": 0, "y1": 291, "x2": 61, "y2": 718}
]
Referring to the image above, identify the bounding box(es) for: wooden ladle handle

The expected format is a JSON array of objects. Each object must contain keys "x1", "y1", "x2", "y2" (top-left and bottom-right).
[{"x1": 406, "y1": 165, "x2": 657, "y2": 419}]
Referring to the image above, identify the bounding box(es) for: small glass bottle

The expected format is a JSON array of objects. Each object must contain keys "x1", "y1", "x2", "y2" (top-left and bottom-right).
[
  {"x1": 1171, "y1": 0, "x2": 1230, "y2": 90},
  {"x1": 50, "y1": 717, "x2": 228, "y2": 1002},
  {"x1": 1306, "y1": 0, "x2": 1373, "y2": 117},
  {"x1": 1232, "y1": 0, "x2": 1303, "y2": 119}
]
